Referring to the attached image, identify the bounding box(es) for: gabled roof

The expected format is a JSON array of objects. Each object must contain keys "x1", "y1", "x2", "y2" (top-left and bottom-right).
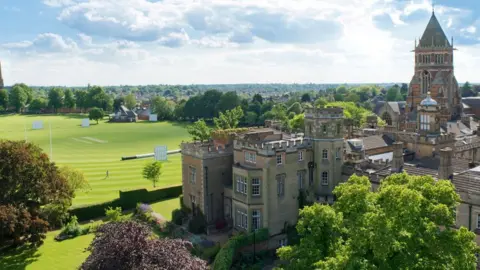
[
  {"x1": 419, "y1": 12, "x2": 450, "y2": 48},
  {"x1": 387, "y1": 101, "x2": 406, "y2": 114}
]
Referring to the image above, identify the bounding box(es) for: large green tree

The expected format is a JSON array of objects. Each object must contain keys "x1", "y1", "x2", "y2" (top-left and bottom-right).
[
  {"x1": 124, "y1": 93, "x2": 136, "y2": 110},
  {"x1": 9, "y1": 84, "x2": 29, "y2": 112},
  {"x1": 213, "y1": 106, "x2": 244, "y2": 130},
  {"x1": 0, "y1": 140, "x2": 74, "y2": 246},
  {"x1": 64, "y1": 89, "x2": 76, "y2": 109},
  {"x1": 29, "y1": 98, "x2": 48, "y2": 112},
  {"x1": 87, "y1": 86, "x2": 112, "y2": 112},
  {"x1": 48, "y1": 88, "x2": 64, "y2": 113},
  {"x1": 142, "y1": 161, "x2": 163, "y2": 188},
  {"x1": 277, "y1": 173, "x2": 479, "y2": 270},
  {"x1": 216, "y1": 91, "x2": 240, "y2": 112},
  {"x1": 462, "y1": 81, "x2": 475, "y2": 97},
  {"x1": 0, "y1": 89, "x2": 8, "y2": 110},
  {"x1": 88, "y1": 107, "x2": 104, "y2": 124},
  {"x1": 187, "y1": 119, "x2": 211, "y2": 142},
  {"x1": 75, "y1": 90, "x2": 88, "y2": 113},
  {"x1": 151, "y1": 96, "x2": 174, "y2": 121}
]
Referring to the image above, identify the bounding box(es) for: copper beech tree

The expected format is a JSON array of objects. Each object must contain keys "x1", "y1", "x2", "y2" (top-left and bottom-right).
[
  {"x1": 81, "y1": 221, "x2": 208, "y2": 270},
  {"x1": 0, "y1": 140, "x2": 73, "y2": 246}
]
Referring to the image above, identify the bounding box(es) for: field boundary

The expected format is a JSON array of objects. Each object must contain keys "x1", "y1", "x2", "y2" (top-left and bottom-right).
[{"x1": 69, "y1": 185, "x2": 182, "y2": 221}]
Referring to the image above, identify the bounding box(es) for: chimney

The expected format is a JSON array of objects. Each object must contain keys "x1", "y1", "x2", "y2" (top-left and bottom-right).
[
  {"x1": 439, "y1": 147, "x2": 453, "y2": 180},
  {"x1": 391, "y1": 142, "x2": 404, "y2": 173}
]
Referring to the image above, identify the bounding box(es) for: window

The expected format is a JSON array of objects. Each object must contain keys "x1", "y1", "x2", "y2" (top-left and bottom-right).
[
  {"x1": 252, "y1": 210, "x2": 261, "y2": 230},
  {"x1": 336, "y1": 124, "x2": 341, "y2": 134},
  {"x1": 322, "y1": 125, "x2": 327, "y2": 133},
  {"x1": 190, "y1": 194, "x2": 196, "y2": 205},
  {"x1": 236, "y1": 175, "x2": 247, "y2": 195},
  {"x1": 420, "y1": 114, "x2": 431, "y2": 131},
  {"x1": 336, "y1": 148, "x2": 341, "y2": 159},
  {"x1": 297, "y1": 171, "x2": 305, "y2": 189},
  {"x1": 421, "y1": 70, "x2": 431, "y2": 94},
  {"x1": 477, "y1": 214, "x2": 480, "y2": 229},
  {"x1": 321, "y1": 171, "x2": 329, "y2": 185},
  {"x1": 252, "y1": 178, "x2": 260, "y2": 196},
  {"x1": 276, "y1": 154, "x2": 283, "y2": 165},
  {"x1": 278, "y1": 239, "x2": 288, "y2": 247},
  {"x1": 322, "y1": 149, "x2": 328, "y2": 160},
  {"x1": 277, "y1": 175, "x2": 285, "y2": 197},
  {"x1": 189, "y1": 166, "x2": 196, "y2": 184},
  {"x1": 298, "y1": 151, "x2": 303, "y2": 161},
  {"x1": 245, "y1": 151, "x2": 256, "y2": 163},
  {"x1": 236, "y1": 209, "x2": 248, "y2": 229}
]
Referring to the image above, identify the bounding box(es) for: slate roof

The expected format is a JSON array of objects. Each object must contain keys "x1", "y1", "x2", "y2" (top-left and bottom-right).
[
  {"x1": 441, "y1": 121, "x2": 473, "y2": 137},
  {"x1": 452, "y1": 172, "x2": 480, "y2": 194},
  {"x1": 462, "y1": 97, "x2": 480, "y2": 107},
  {"x1": 361, "y1": 135, "x2": 394, "y2": 151},
  {"x1": 387, "y1": 101, "x2": 406, "y2": 114},
  {"x1": 419, "y1": 12, "x2": 451, "y2": 48},
  {"x1": 118, "y1": 105, "x2": 137, "y2": 118}
]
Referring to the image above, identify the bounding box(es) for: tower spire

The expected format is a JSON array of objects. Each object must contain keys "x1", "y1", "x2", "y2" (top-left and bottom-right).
[{"x1": 432, "y1": 0, "x2": 435, "y2": 14}]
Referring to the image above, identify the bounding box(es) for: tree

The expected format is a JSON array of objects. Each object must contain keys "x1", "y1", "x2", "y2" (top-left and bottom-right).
[
  {"x1": 287, "y1": 102, "x2": 302, "y2": 115},
  {"x1": 0, "y1": 89, "x2": 8, "y2": 110},
  {"x1": 87, "y1": 86, "x2": 112, "y2": 112},
  {"x1": 81, "y1": 221, "x2": 207, "y2": 270},
  {"x1": 277, "y1": 173, "x2": 479, "y2": 270},
  {"x1": 29, "y1": 98, "x2": 48, "y2": 112},
  {"x1": 400, "y1": 83, "x2": 408, "y2": 99},
  {"x1": 216, "y1": 91, "x2": 240, "y2": 112},
  {"x1": 187, "y1": 119, "x2": 211, "y2": 142},
  {"x1": 0, "y1": 140, "x2": 73, "y2": 246},
  {"x1": 301, "y1": 93, "x2": 311, "y2": 103},
  {"x1": 9, "y1": 84, "x2": 28, "y2": 112},
  {"x1": 462, "y1": 81, "x2": 475, "y2": 97},
  {"x1": 64, "y1": 89, "x2": 76, "y2": 109},
  {"x1": 88, "y1": 107, "x2": 104, "y2": 124},
  {"x1": 142, "y1": 161, "x2": 163, "y2": 188},
  {"x1": 75, "y1": 90, "x2": 88, "y2": 113},
  {"x1": 344, "y1": 92, "x2": 360, "y2": 103},
  {"x1": 252, "y1": 93, "x2": 264, "y2": 104},
  {"x1": 201, "y1": 90, "x2": 223, "y2": 118},
  {"x1": 113, "y1": 96, "x2": 125, "y2": 111},
  {"x1": 315, "y1": 97, "x2": 328, "y2": 108},
  {"x1": 48, "y1": 88, "x2": 64, "y2": 113},
  {"x1": 289, "y1": 113, "x2": 305, "y2": 132},
  {"x1": 213, "y1": 106, "x2": 244, "y2": 130},
  {"x1": 124, "y1": 93, "x2": 136, "y2": 110},
  {"x1": 59, "y1": 166, "x2": 90, "y2": 192},
  {"x1": 245, "y1": 111, "x2": 258, "y2": 126},
  {"x1": 151, "y1": 96, "x2": 174, "y2": 121},
  {"x1": 386, "y1": 85, "x2": 403, "y2": 101}
]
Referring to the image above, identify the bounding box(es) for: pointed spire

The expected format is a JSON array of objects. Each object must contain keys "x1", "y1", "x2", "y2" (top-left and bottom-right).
[{"x1": 419, "y1": 11, "x2": 450, "y2": 47}]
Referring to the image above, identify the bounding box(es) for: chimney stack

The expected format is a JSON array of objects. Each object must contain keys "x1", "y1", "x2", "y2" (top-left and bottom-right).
[
  {"x1": 439, "y1": 147, "x2": 453, "y2": 180},
  {"x1": 391, "y1": 142, "x2": 404, "y2": 173}
]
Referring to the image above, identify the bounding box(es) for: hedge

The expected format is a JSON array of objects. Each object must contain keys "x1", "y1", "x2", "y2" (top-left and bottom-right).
[
  {"x1": 69, "y1": 185, "x2": 182, "y2": 222},
  {"x1": 212, "y1": 228, "x2": 269, "y2": 270}
]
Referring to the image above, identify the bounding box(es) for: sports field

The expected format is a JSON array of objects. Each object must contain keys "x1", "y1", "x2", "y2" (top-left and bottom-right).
[{"x1": 0, "y1": 114, "x2": 189, "y2": 206}]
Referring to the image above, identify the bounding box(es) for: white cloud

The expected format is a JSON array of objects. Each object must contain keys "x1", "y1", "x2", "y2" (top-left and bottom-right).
[
  {"x1": 42, "y1": 0, "x2": 75, "y2": 7},
  {"x1": 1, "y1": 0, "x2": 479, "y2": 86}
]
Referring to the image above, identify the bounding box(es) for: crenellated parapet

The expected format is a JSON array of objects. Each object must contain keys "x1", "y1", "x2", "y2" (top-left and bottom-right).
[
  {"x1": 305, "y1": 107, "x2": 344, "y2": 119},
  {"x1": 234, "y1": 138, "x2": 312, "y2": 156},
  {"x1": 181, "y1": 141, "x2": 233, "y2": 159}
]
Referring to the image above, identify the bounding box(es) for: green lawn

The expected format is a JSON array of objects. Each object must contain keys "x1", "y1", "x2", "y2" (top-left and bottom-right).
[
  {"x1": 0, "y1": 199, "x2": 181, "y2": 270},
  {"x1": 0, "y1": 114, "x2": 189, "y2": 206}
]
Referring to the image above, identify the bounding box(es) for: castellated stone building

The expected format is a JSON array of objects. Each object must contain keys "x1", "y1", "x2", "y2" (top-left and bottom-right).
[{"x1": 181, "y1": 10, "x2": 480, "y2": 248}]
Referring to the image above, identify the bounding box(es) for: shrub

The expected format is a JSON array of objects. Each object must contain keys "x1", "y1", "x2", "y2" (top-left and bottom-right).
[
  {"x1": 188, "y1": 210, "x2": 206, "y2": 234},
  {"x1": 40, "y1": 202, "x2": 70, "y2": 229},
  {"x1": 172, "y1": 209, "x2": 186, "y2": 225},
  {"x1": 56, "y1": 215, "x2": 89, "y2": 241},
  {"x1": 212, "y1": 228, "x2": 269, "y2": 270},
  {"x1": 105, "y1": 207, "x2": 123, "y2": 222},
  {"x1": 134, "y1": 203, "x2": 155, "y2": 224}
]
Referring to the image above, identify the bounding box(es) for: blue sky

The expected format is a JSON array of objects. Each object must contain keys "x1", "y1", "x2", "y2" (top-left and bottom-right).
[{"x1": 0, "y1": 0, "x2": 479, "y2": 86}]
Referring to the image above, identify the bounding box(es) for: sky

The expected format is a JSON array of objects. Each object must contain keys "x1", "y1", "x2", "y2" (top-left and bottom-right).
[{"x1": 0, "y1": 0, "x2": 479, "y2": 86}]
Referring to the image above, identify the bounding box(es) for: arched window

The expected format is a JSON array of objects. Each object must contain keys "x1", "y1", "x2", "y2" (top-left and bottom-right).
[
  {"x1": 382, "y1": 112, "x2": 392, "y2": 126},
  {"x1": 321, "y1": 172, "x2": 328, "y2": 185},
  {"x1": 421, "y1": 70, "x2": 431, "y2": 94},
  {"x1": 322, "y1": 149, "x2": 328, "y2": 159}
]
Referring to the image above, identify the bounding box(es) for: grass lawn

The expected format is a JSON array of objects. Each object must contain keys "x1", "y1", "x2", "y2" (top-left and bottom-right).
[
  {"x1": 0, "y1": 231, "x2": 94, "y2": 270},
  {"x1": 0, "y1": 114, "x2": 189, "y2": 206},
  {"x1": 0, "y1": 199, "x2": 181, "y2": 270}
]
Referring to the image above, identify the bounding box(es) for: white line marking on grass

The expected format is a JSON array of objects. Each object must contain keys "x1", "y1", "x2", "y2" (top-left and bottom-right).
[
  {"x1": 72, "y1": 138, "x2": 93, "y2": 144},
  {"x1": 81, "y1": 137, "x2": 108, "y2": 143}
]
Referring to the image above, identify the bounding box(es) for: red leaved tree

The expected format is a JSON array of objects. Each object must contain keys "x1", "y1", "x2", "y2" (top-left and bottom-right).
[
  {"x1": 81, "y1": 221, "x2": 208, "y2": 270},
  {"x1": 0, "y1": 140, "x2": 73, "y2": 246}
]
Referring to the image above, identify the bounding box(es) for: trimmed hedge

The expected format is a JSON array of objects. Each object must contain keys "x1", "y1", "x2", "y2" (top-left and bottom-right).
[
  {"x1": 70, "y1": 185, "x2": 182, "y2": 222},
  {"x1": 212, "y1": 228, "x2": 269, "y2": 270}
]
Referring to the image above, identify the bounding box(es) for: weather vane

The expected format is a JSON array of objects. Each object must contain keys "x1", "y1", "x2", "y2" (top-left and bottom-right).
[{"x1": 432, "y1": 0, "x2": 435, "y2": 14}]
